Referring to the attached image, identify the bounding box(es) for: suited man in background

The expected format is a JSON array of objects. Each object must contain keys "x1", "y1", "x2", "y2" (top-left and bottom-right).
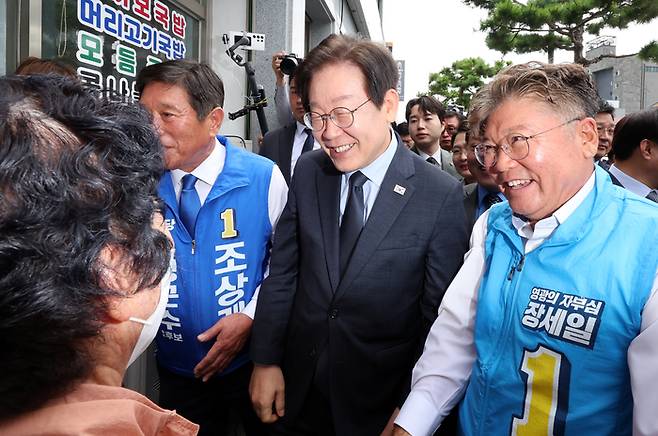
[
  {"x1": 260, "y1": 74, "x2": 320, "y2": 184},
  {"x1": 463, "y1": 130, "x2": 506, "y2": 230},
  {"x1": 249, "y1": 34, "x2": 468, "y2": 435},
  {"x1": 607, "y1": 107, "x2": 658, "y2": 201},
  {"x1": 406, "y1": 95, "x2": 461, "y2": 180},
  {"x1": 594, "y1": 100, "x2": 615, "y2": 170}
]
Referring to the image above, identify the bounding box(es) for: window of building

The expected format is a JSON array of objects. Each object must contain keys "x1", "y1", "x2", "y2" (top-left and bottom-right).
[
  {"x1": 593, "y1": 68, "x2": 614, "y2": 100},
  {"x1": 40, "y1": 0, "x2": 203, "y2": 101}
]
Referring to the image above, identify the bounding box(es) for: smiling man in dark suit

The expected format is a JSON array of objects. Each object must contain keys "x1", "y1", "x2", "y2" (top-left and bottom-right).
[
  {"x1": 249, "y1": 34, "x2": 469, "y2": 435},
  {"x1": 259, "y1": 74, "x2": 319, "y2": 185}
]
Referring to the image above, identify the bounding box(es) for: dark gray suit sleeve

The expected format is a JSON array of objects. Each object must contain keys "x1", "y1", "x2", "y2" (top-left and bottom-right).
[
  {"x1": 250, "y1": 172, "x2": 300, "y2": 365},
  {"x1": 422, "y1": 181, "x2": 469, "y2": 330},
  {"x1": 399, "y1": 180, "x2": 469, "y2": 407},
  {"x1": 259, "y1": 129, "x2": 277, "y2": 159}
]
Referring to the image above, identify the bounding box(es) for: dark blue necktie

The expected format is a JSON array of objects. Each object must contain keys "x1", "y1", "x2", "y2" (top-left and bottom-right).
[
  {"x1": 302, "y1": 128, "x2": 315, "y2": 153},
  {"x1": 340, "y1": 171, "x2": 368, "y2": 277},
  {"x1": 179, "y1": 174, "x2": 201, "y2": 237},
  {"x1": 426, "y1": 156, "x2": 439, "y2": 166}
]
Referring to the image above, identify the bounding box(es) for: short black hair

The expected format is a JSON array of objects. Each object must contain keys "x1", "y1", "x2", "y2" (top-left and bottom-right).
[
  {"x1": 0, "y1": 75, "x2": 171, "y2": 419},
  {"x1": 395, "y1": 121, "x2": 409, "y2": 136},
  {"x1": 444, "y1": 109, "x2": 466, "y2": 125},
  {"x1": 405, "y1": 95, "x2": 446, "y2": 122},
  {"x1": 452, "y1": 122, "x2": 470, "y2": 147},
  {"x1": 136, "y1": 60, "x2": 225, "y2": 119},
  {"x1": 597, "y1": 99, "x2": 615, "y2": 120},
  {"x1": 612, "y1": 108, "x2": 658, "y2": 161},
  {"x1": 295, "y1": 34, "x2": 399, "y2": 111}
]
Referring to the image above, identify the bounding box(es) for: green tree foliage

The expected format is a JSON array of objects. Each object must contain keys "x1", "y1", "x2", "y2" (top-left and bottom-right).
[
  {"x1": 463, "y1": 0, "x2": 658, "y2": 65},
  {"x1": 427, "y1": 57, "x2": 510, "y2": 109}
]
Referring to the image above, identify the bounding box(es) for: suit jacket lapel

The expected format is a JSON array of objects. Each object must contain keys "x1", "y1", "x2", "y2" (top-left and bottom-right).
[
  {"x1": 279, "y1": 123, "x2": 296, "y2": 183},
  {"x1": 335, "y1": 144, "x2": 416, "y2": 299},
  {"x1": 316, "y1": 155, "x2": 342, "y2": 293}
]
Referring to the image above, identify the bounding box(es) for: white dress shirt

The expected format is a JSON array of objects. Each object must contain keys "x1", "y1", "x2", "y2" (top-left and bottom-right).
[
  {"x1": 416, "y1": 147, "x2": 443, "y2": 169},
  {"x1": 609, "y1": 164, "x2": 653, "y2": 198},
  {"x1": 395, "y1": 170, "x2": 658, "y2": 436},
  {"x1": 290, "y1": 121, "x2": 321, "y2": 178},
  {"x1": 170, "y1": 137, "x2": 289, "y2": 319},
  {"x1": 339, "y1": 129, "x2": 398, "y2": 225}
]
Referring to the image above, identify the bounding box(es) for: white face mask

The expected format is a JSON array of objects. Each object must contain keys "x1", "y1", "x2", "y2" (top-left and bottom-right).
[{"x1": 126, "y1": 251, "x2": 173, "y2": 368}]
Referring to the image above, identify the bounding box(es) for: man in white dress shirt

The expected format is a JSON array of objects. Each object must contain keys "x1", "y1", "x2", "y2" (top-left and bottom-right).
[{"x1": 394, "y1": 62, "x2": 658, "y2": 436}]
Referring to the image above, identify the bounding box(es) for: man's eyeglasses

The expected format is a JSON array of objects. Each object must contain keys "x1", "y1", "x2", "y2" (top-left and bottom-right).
[
  {"x1": 596, "y1": 125, "x2": 615, "y2": 136},
  {"x1": 444, "y1": 125, "x2": 458, "y2": 136},
  {"x1": 474, "y1": 118, "x2": 581, "y2": 168},
  {"x1": 303, "y1": 98, "x2": 371, "y2": 132}
]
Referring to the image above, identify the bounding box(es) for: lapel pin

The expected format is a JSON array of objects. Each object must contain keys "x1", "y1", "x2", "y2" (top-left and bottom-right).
[{"x1": 394, "y1": 184, "x2": 406, "y2": 196}]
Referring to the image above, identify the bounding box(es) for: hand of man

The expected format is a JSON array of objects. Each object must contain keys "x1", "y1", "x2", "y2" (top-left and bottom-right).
[
  {"x1": 380, "y1": 408, "x2": 400, "y2": 436},
  {"x1": 250, "y1": 364, "x2": 285, "y2": 423},
  {"x1": 271, "y1": 51, "x2": 286, "y2": 86},
  {"x1": 392, "y1": 424, "x2": 412, "y2": 436},
  {"x1": 194, "y1": 313, "x2": 252, "y2": 382}
]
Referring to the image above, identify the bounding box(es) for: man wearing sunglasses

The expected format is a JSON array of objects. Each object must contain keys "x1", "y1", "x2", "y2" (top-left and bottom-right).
[
  {"x1": 395, "y1": 62, "x2": 658, "y2": 436},
  {"x1": 249, "y1": 34, "x2": 468, "y2": 435}
]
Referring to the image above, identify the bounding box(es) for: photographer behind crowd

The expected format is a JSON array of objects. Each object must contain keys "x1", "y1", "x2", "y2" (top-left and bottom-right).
[
  {"x1": 271, "y1": 50, "x2": 303, "y2": 126},
  {"x1": 0, "y1": 75, "x2": 197, "y2": 435}
]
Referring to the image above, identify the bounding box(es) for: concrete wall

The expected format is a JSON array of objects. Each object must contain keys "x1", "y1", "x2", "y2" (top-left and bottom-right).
[
  {"x1": 208, "y1": 0, "x2": 250, "y2": 139},
  {"x1": 0, "y1": 0, "x2": 6, "y2": 75},
  {"x1": 589, "y1": 54, "x2": 658, "y2": 117},
  {"x1": 643, "y1": 66, "x2": 658, "y2": 108},
  {"x1": 251, "y1": 0, "x2": 294, "y2": 136}
]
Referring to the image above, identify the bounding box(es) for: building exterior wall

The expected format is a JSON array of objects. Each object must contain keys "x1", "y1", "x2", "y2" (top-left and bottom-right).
[
  {"x1": 207, "y1": 0, "x2": 250, "y2": 139},
  {"x1": 642, "y1": 65, "x2": 658, "y2": 108},
  {"x1": 587, "y1": 42, "x2": 658, "y2": 118}
]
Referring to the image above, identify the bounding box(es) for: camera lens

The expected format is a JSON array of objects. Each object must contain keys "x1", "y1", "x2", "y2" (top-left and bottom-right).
[{"x1": 280, "y1": 56, "x2": 299, "y2": 76}]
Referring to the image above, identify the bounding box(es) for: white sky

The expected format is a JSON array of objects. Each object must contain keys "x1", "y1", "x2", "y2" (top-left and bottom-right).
[{"x1": 383, "y1": 0, "x2": 658, "y2": 122}]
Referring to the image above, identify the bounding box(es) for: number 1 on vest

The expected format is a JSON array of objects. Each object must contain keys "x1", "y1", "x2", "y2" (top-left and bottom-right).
[
  {"x1": 220, "y1": 208, "x2": 238, "y2": 239},
  {"x1": 512, "y1": 346, "x2": 570, "y2": 436}
]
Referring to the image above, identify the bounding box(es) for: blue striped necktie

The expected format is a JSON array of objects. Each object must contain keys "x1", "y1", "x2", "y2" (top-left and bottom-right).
[{"x1": 179, "y1": 174, "x2": 201, "y2": 237}]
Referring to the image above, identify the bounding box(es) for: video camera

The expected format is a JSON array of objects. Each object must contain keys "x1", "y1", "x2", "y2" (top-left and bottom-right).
[{"x1": 280, "y1": 53, "x2": 303, "y2": 76}]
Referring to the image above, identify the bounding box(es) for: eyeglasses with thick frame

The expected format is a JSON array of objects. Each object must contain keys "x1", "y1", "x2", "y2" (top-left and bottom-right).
[
  {"x1": 474, "y1": 117, "x2": 581, "y2": 168},
  {"x1": 303, "y1": 98, "x2": 371, "y2": 132}
]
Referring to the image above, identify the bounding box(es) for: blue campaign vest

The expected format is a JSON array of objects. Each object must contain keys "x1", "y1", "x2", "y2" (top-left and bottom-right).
[
  {"x1": 459, "y1": 167, "x2": 658, "y2": 435},
  {"x1": 156, "y1": 137, "x2": 274, "y2": 377}
]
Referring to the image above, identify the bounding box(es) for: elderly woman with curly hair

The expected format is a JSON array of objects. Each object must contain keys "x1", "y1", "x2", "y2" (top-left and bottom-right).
[{"x1": 0, "y1": 75, "x2": 198, "y2": 435}]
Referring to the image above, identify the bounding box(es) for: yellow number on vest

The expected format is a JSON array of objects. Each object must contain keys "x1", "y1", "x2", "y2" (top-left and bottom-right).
[
  {"x1": 220, "y1": 208, "x2": 238, "y2": 238},
  {"x1": 512, "y1": 346, "x2": 569, "y2": 436}
]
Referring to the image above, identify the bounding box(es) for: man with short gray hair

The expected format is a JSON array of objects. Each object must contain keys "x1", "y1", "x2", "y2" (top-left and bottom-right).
[
  {"x1": 137, "y1": 60, "x2": 287, "y2": 436},
  {"x1": 395, "y1": 62, "x2": 658, "y2": 436}
]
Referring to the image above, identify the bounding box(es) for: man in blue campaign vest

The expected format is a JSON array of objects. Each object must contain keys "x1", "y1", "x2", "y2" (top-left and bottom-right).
[
  {"x1": 394, "y1": 62, "x2": 658, "y2": 436},
  {"x1": 137, "y1": 60, "x2": 287, "y2": 436}
]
